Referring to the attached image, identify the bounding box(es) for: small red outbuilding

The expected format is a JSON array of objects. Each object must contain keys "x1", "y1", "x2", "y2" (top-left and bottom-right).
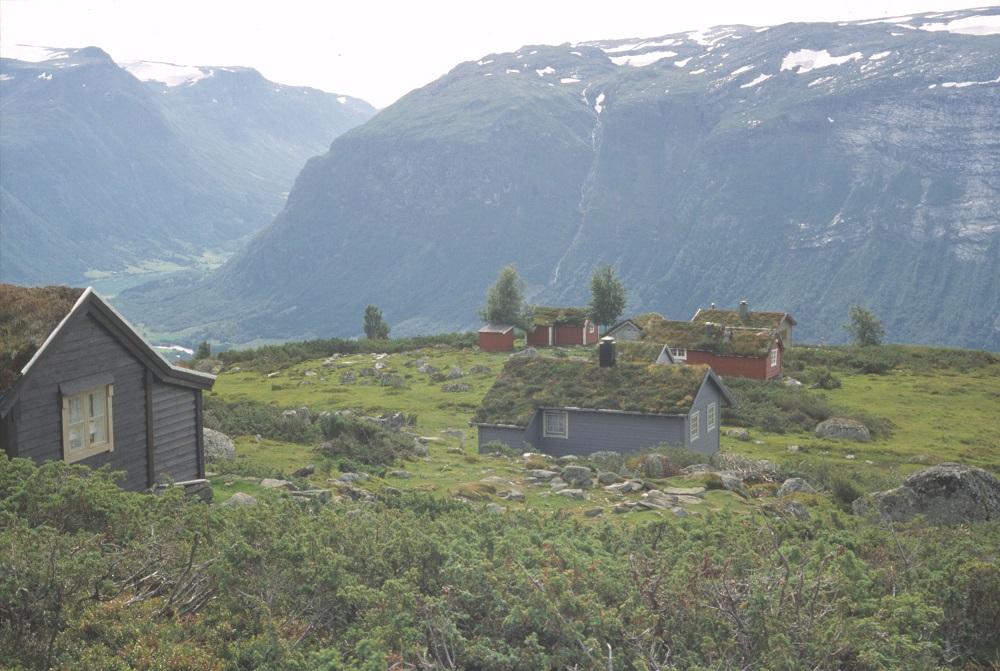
[{"x1": 478, "y1": 324, "x2": 515, "y2": 352}]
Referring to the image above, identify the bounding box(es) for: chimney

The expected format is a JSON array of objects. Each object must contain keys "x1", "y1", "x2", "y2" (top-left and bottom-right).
[
  {"x1": 710, "y1": 302, "x2": 716, "y2": 309},
  {"x1": 599, "y1": 337, "x2": 616, "y2": 367},
  {"x1": 739, "y1": 300, "x2": 749, "y2": 321}
]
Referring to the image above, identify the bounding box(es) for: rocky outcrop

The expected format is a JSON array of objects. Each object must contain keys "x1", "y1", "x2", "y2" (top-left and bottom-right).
[
  {"x1": 777, "y1": 478, "x2": 816, "y2": 497},
  {"x1": 203, "y1": 428, "x2": 235, "y2": 461},
  {"x1": 815, "y1": 418, "x2": 870, "y2": 442},
  {"x1": 853, "y1": 463, "x2": 1000, "y2": 525}
]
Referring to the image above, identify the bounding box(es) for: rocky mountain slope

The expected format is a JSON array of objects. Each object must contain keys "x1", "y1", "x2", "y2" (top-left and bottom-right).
[
  {"x1": 120, "y1": 9, "x2": 1000, "y2": 349},
  {"x1": 0, "y1": 47, "x2": 375, "y2": 284}
]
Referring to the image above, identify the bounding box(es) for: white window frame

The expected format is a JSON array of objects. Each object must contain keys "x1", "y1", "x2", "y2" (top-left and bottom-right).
[
  {"x1": 62, "y1": 384, "x2": 114, "y2": 463},
  {"x1": 689, "y1": 410, "x2": 700, "y2": 442},
  {"x1": 542, "y1": 410, "x2": 569, "y2": 439},
  {"x1": 707, "y1": 403, "x2": 717, "y2": 432},
  {"x1": 669, "y1": 347, "x2": 687, "y2": 361},
  {"x1": 770, "y1": 348, "x2": 778, "y2": 367}
]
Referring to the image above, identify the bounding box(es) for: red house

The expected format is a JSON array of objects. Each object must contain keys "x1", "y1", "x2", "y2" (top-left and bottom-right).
[
  {"x1": 525, "y1": 307, "x2": 598, "y2": 347},
  {"x1": 478, "y1": 324, "x2": 515, "y2": 352},
  {"x1": 639, "y1": 316, "x2": 783, "y2": 380}
]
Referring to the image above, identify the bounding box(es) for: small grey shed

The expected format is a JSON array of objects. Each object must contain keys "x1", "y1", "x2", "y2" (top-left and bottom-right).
[{"x1": 0, "y1": 285, "x2": 215, "y2": 490}]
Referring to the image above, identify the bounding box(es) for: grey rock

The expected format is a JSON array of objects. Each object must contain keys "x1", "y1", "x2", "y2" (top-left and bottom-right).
[
  {"x1": 549, "y1": 478, "x2": 569, "y2": 491},
  {"x1": 777, "y1": 478, "x2": 816, "y2": 497},
  {"x1": 485, "y1": 502, "x2": 507, "y2": 514},
  {"x1": 613, "y1": 504, "x2": 633, "y2": 514},
  {"x1": 412, "y1": 443, "x2": 430, "y2": 457},
  {"x1": 527, "y1": 469, "x2": 559, "y2": 480},
  {"x1": 417, "y1": 363, "x2": 437, "y2": 374},
  {"x1": 510, "y1": 347, "x2": 539, "y2": 358},
  {"x1": 337, "y1": 472, "x2": 369, "y2": 483},
  {"x1": 561, "y1": 465, "x2": 593, "y2": 488},
  {"x1": 500, "y1": 489, "x2": 525, "y2": 502},
  {"x1": 447, "y1": 366, "x2": 464, "y2": 379},
  {"x1": 671, "y1": 506, "x2": 691, "y2": 517},
  {"x1": 442, "y1": 382, "x2": 472, "y2": 392},
  {"x1": 221, "y1": 492, "x2": 257, "y2": 507},
  {"x1": 725, "y1": 428, "x2": 751, "y2": 441},
  {"x1": 770, "y1": 500, "x2": 811, "y2": 520},
  {"x1": 639, "y1": 454, "x2": 671, "y2": 478},
  {"x1": 584, "y1": 507, "x2": 604, "y2": 517},
  {"x1": 556, "y1": 455, "x2": 579, "y2": 465},
  {"x1": 783, "y1": 377, "x2": 803, "y2": 387},
  {"x1": 202, "y1": 428, "x2": 235, "y2": 461},
  {"x1": 680, "y1": 463, "x2": 714, "y2": 475},
  {"x1": 292, "y1": 464, "x2": 316, "y2": 478},
  {"x1": 662, "y1": 486, "x2": 706, "y2": 497},
  {"x1": 597, "y1": 472, "x2": 620, "y2": 485},
  {"x1": 289, "y1": 489, "x2": 332, "y2": 503},
  {"x1": 260, "y1": 478, "x2": 295, "y2": 490},
  {"x1": 387, "y1": 470, "x2": 413, "y2": 479},
  {"x1": 815, "y1": 417, "x2": 871, "y2": 442},
  {"x1": 853, "y1": 463, "x2": 1000, "y2": 525},
  {"x1": 557, "y1": 488, "x2": 586, "y2": 500}
]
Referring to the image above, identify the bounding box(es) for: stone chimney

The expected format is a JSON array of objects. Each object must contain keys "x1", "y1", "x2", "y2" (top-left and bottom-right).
[
  {"x1": 599, "y1": 337, "x2": 616, "y2": 367},
  {"x1": 710, "y1": 302, "x2": 716, "y2": 309},
  {"x1": 739, "y1": 300, "x2": 749, "y2": 321}
]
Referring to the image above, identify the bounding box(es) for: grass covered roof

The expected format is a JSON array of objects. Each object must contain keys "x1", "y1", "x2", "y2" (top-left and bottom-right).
[
  {"x1": 640, "y1": 319, "x2": 778, "y2": 357},
  {"x1": 530, "y1": 306, "x2": 590, "y2": 327},
  {"x1": 473, "y1": 356, "x2": 712, "y2": 427},
  {"x1": 694, "y1": 308, "x2": 795, "y2": 329},
  {"x1": 1, "y1": 284, "x2": 85, "y2": 392}
]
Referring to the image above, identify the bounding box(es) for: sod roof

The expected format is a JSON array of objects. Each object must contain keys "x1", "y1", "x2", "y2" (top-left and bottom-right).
[
  {"x1": 693, "y1": 308, "x2": 795, "y2": 329},
  {"x1": 530, "y1": 306, "x2": 590, "y2": 327},
  {"x1": 1, "y1": 284, "x2": 85, "y2": 392},
  {"x1": 640, "y1": 319, "x2": 778, "y2": 357},
  {"x1": 473, "y1": 356, "x2": 713, "y2": 427}
]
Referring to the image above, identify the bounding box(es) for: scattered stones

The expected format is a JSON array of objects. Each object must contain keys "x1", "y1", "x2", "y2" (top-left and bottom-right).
[
  {"x1": 597, "y1": 472, "x2": 620, "y2": 486},
  {"x1": 662, "y1": 486, "x2": 706, "y2": 498},
  {"x1": 292, "y1": 464, "x2": 316, "y2": 478},
  {"x1": 417, "y1": 436, "x2": 446, "y2": 444},
  {"x1": 266, "y1": 372, "x2": 280, "y2": 378},
  {"x1": 815, "y1": 417, "x2": 871, "y2": 442},
  {"x1": 557, "y1": 455, "x2": 579, "y2": 465},
  {"x1": 221, "y1": 492, "x2": 257, "y2": 507},
  {"x1": 481, "y1": 476, "x2": 516, "y2": 487},
  {"x1": 680, "y1": 464, "x2": 713, "y2": 475},
  {"x1": 853, "y1": 463, "x2": 1000, "y2": 525},
  {"x1": 387, "y1": 470, "x2": 413, "y2": 479},
  {"x1": 442, "y1": 383, "x2": 472, "y2": 393},
  {"x1": 638, "y1": 454, "x2": 672, "y2": 478},
  {"x1": 469, "y1": 365, "x2": 491, "y2": 375},
  {"x1": 768, "y1": 500, "x2": 811, "y2": 520},
  {"x1": 340, "y1": 371, "x2": 357, "y2": 384},
  {"x1": 417, "y1": 363, "x2": 437, "y2": 374},
  {"x1": 289, "y1": 489, "x2": 332, "y2": 503},
  {"x1": 549, "y1": 478, "x2": 568, "y2": 491},
  {"x1": 557, "y1": 488, "x2": 586, "y2": 500},
  {"x1": 613, "y1": 504, "x2": 633, "y2": 514},
  {"x1": 786, "y1": 445, "x2": 800, "y2": 453},
  {"x1": 561, "y1": 465, "x2": 593, "y2": 488},
  {"x1": 777, "y1": 478, "x2": 816, "y2": 497},
  {"x1": 383, "y1": 487, "x2": 402, "y2": 496},
  {"x1": 783, "y1": 377, "x2": 803, "y2": 387},
  {"x1": 411, "y1": 443, "x2": 430, "y2": 457},
  {"x1": 203, "y1": 428, "x2": 235, "y2": 461},
  {"x1": 337, "y1": 472, "x2": 369, "y2": 483},
  {"x1": 584, "y1": 507, "x2": 604, "y2": 517},
  {"x1": 377, "y1": 412, "x2": 408, "y2": 430},
  {"x1": 510, "y1": 347, "x2": 539, "y2": 358},
  {"x1": 485, "y1": 502, "x2": 507, "y2": 514},
  {"x1": 604, "y1": 480, "x2": 644, "y2": 495},
  {"x1": 373, "y1": 362, "x2": 387, "y2": 371},
  {"x1": 498, "y1": 489, "x2": 525, "y2": 502},
  {"x1": 304, "y1": 369, "x2": 317, "y2": 377},
  {"x1": 527, "y1": 469, "x2": 559, "y2": 481},
  {"x1": 725, "y1": 428, "x2": 750, "y2": 441},
  {"x1": 671, "y1": 506, "x2": 691, "y2": 518},
  {"x1": 846, "y1": 454, "x2": 856, "y2": 460},
  {"x1": 261, "y1": 478, "x2": 295, "y2": 490},
  {"x1": 589, "y1": 450, "x2": 621, "y2": 461},
  {"x1": 447, "y1": 366, "x2": 464, "y2": 379}
]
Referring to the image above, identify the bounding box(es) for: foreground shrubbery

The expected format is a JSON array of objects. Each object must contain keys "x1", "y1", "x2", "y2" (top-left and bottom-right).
[
  {"x1": 217, "y1": 333, "x2": 478, "y2": 372},
  {"x1": 2, "y1": 457, "x2": 999, "y2": 670}
]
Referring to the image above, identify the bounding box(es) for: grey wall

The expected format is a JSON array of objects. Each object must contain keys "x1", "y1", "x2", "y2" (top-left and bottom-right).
[
  {"x1": 536, "y1": 409, "x2": 687, "y2": 457},
  {"x1": 7, "y1": 308, "x2": 150, "y2": 489},
  {"x1": 3, "y1": 305, "x2": 201, "y2": 490},
  {"x1": 687, "y1": 378, "x2": 723, "y2": 455}
]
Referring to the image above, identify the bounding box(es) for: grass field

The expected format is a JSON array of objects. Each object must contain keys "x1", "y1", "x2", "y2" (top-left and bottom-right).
[{"x1": 206, "y1": 343, "x2": 1000, "y2": 518}]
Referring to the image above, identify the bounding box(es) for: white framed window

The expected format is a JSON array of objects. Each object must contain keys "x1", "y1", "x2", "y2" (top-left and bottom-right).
[
  {"x1": 543, "y1": 410, "x2": 568, "y2": 439},
  {"x1": 62, "y1": 385, "x2": 114, "y2": 463},
  {"x1": 707, "y1": 403, "x2": 717, "y2": 432},
  {"x1": 669, "y1": 347, "x2": 687, "y2": 361},
  {"x1": 770, "y1": 348, "x2": 778, "y2": 367},
  {"x1": 690, "y1": 410, "x2": 700, "y2": 442}
]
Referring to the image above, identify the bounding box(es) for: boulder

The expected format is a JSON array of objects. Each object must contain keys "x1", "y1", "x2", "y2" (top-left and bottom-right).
[
  {"x1": 815, "y1": 417, "x2": 871, "y2": 442},
  {"x1": 561, "y1": 465, "x2": 593, "y2": 488},
  {"x1": 203, "y1": 428, "x2": 235, "y2": 461},
  {"x1": 221, "y1": 492, "x2": 257, "y2": 507},
  {"x1": 337, "y1": 472, "x2": 369, "y2": 483},
  {"x1": 725, "y1": 428, "x2": 750, "y2": 441},
  {"x1": 292, "y1": 464, "x2": 316, "y2": 478},
  {"x1": 289, "y1": 489, "x2": 332, "y2": 503},
  {"x1": 556, "y1": 488, "x2": 587, "y2": 500},
  {"x1": 527, "y1": 469, "x2": 559, "y2": 481},
  {"x1": 498, "y1": 489, "x2": 525, "y2": 502},
  {"x1": 447, "y1": 366, "x2": 464, "y2": 379},
  {"x1": 549, "y1": 478, "x2": 569, "y2": 491},
  {"x1": 613, "y1": 504, "x2": 633, "y2": 514},
  {"x1": 853, "y1": 463, "x2": 1000, "y2": 525},
  {"x1": 485, "y1": 502, "x2": 507, "y2": 514},
  {"x1": 777, "y1": 478, "x2": 816, "y2": 497},
  {"x1": 510, "y1": 347, "x2": 539, "y2": 358},
  {"x1": 638, "y1": 454, "x2": 671, "y2": 478},
  {"x1": 387, "y1": 470, "x2": 413, "y2": 479},
  {"x1": 604, "y1": 480, "x2": 644, "y2": 495},
  {"x1": 671, "y1": 506, "x2": 691, "y2": 518},
  {"x1": 584, "y1": 507, "x2": 604, "y2": 517},
  {"x1": 597, "y1": 472, "x2": 620, "y2": 486},
  {"x1": 768, "y1": 500, "x2": 811, "y2": 520},
  {"x1": 261, "y1": 478, "x2": 295, "y2": 490},
  {"x1": 680, "y1": 463, "x2": 714, "y2": 475},
  {"x1": 557, "y1": 455, "x2": 580, "y2": 465},
  {"x1": 662, "y1": 486, "x2": 706, "y2": 498}
]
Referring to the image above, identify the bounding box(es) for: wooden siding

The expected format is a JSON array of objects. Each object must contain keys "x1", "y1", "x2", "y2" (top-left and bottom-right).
[
  {"x1": 151, "y1": 378, "x2": 199, "y2": 484},
  {"x1": 478, "y1": 330, "x2": 515, "y2": 352},
  {"x1": 526, "y1": 322, "x2": 597, "y2": 347},
  {"x1": 688, "y1": 377, "x2": 724, "y2": 454},
  {"x1": 7, "y1": 308, "x2": 150, "y2": 490},
  {"x1": 686, "y1": 347, "x2": 780, "y2": 380}
]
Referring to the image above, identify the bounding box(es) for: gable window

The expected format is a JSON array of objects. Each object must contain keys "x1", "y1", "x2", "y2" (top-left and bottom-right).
[
  {"x1": 62, "y1": 384, "x2": 114, "y2": 463},
  {"x1": 690, "y1": 410, "x2": 700, "y2": 442},
  {"x1": 543, "y1": 410, "x2": 568, "y2": 439},
  {"x1": 669, "y1": 347, "x2": 687, "y2": 361},
  {"x1": 707, "y1": 402, "x2": 717, "y2": 432},
  {"x1": 770, "y1": 348, "x2": 778, "y2": 367}
]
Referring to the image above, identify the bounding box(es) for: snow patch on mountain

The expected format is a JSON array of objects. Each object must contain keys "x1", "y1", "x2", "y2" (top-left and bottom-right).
[
  {"x1": 610, "y1": 50, "x2": 678, "y2": 67},
  {"x1": 869, "y1": 51, "x2": 892, "y2": 61},
  {"x1": 740, "y1": 73, "x2": 771, "y2": 88},
  {"x1": 535, "y1": 66, "x2": 555, "y2": 76},
  {"x1": 919, "y1": 14, "x2": 1000, "y2": 36},
  {"x1": 781, "y1": 49, "x2": 862, "y2": 74},
  {"x1": 674, "y1": 57, "x2": 692, "y2": 67},
  {"x1": 2, "y1": 44, "x2": 70, "y2": 63},
  {"x1": 123, "y1": 61, "x2": 210, "y2": 87},
  {"x1": 730, "y1": 65, "x2": 754, "y2": 76}
]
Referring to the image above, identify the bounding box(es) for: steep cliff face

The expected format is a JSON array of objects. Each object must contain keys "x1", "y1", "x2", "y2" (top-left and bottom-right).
[
  {"x1": 120, "y1": 10, "x2": 1000, "y2": 349},
  {"x1": 0, "y1": 48, "x2": 375, "y2": 284}
]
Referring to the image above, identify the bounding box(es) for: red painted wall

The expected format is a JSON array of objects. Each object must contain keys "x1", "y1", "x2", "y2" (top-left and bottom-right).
[
  {"x1": 527, "y1": 321, "x2": 597, "y2": 346},
  {"x1": 686, "y1": 344, "x2": 781, "y2": 380},
  {"x1": 526, "y1": 326, "x2": 551, "y2": 346},
  {"x1": 478, "y1": 331, "x2": 514, "y2": 352}
]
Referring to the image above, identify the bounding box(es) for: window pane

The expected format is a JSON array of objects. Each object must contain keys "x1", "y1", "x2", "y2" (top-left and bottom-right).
[
  {"x1": 68, "y1": 426, "x2": 83, "y2": 451},
  {"x1": 89, "y1": 417, "x2": 107, "y2": 445},
  {"x1": 89, "y1": 390, "x2": 105, "y2": 418},
  {"x1": 68, "y1": 396, "x2": 83, "y2": 423}
]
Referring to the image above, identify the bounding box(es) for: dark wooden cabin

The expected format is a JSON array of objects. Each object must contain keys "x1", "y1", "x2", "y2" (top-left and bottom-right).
[{"x1": 0, "y1": 285, "x2": 215, "y2": 490}]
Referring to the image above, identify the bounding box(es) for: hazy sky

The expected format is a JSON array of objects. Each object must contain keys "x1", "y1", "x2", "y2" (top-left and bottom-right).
[{"x1": 0, "y1": 0, "x2": 987, "y2": 107}]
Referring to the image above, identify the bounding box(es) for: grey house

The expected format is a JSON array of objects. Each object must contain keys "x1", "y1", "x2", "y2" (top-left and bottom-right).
[
  {"x1": 473, "y1": 350, "x2": 735, "y2": 457},
  {"x1": 0, "y1": 285, "x2": 215, "y2": 490}
]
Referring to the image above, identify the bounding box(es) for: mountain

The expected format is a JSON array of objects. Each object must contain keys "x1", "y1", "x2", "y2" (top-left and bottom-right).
[
  {"x1": 119, "y1": 9, "x2": 1000, "y2": 350},
  {"x1": 0, "y1": 46, "x2": 375, "y2": 285}
]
